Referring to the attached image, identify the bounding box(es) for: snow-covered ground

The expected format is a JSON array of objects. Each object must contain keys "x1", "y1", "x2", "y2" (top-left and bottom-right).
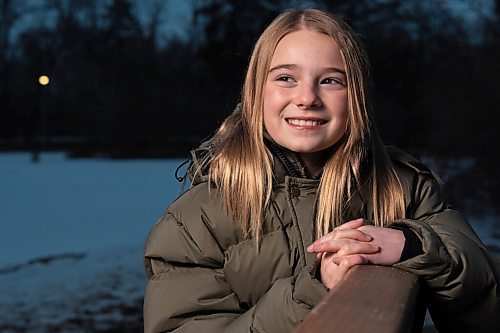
[
  {"x1": 0, "y1": 152, "x2": 498, "y2": 332},
  {"x1": 0, "y1": 245, "x2": 145, "y2": 332},
  {"x1": 0, "y1": 152, "x2": 184, "y2": 332},
  {"x1": 0, "y1": 152, "x2": 184, "y2": 267}
]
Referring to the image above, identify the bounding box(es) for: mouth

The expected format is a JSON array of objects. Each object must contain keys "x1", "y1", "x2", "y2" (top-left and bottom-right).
[{"x1": 286, "y1": 118, "x2": 327, "y2": 127}]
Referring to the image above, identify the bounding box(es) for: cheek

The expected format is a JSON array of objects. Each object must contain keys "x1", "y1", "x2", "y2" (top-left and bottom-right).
[
  {"x1": 263, "y1": 84, "x2": 288, "y2": 110},
  {"x1": 339, "y1": 104, "x2": 349, "y2": 133},
  {"x1": 326, "y1": 92, "x2": 349, "y2": 134},
  {"x1": 333, "y1": 91, "x2": 348, "y2": 116},
  {"x1": 263, "y1": 85, "x2": 282, "y2": 128},
  {"x1": 327, "y1": 93, "x2": 349, "y2": 128},
  {"x1": 263, "y1": 86, "x2": 276, "y2": 111}
]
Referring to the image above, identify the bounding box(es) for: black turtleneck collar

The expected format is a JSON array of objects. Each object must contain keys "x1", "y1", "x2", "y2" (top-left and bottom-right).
[{"x1": 263, "y1": 135, "x2": 329, "y2": 181}]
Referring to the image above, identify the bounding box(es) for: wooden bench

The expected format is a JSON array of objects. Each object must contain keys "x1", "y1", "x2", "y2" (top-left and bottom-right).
[{"x1": 293, "y1": 265, "x2": 424, "y2": 333}]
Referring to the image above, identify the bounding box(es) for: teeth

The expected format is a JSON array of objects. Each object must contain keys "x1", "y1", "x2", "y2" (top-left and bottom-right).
[{"x1": 288, "y1": 119, "x2": 323, "y2": 126}]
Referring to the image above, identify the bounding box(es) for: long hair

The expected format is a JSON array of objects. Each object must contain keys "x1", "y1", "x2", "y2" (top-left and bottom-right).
[{"x1": 199, "y1": 9, "x2": 405, "y2": 240}]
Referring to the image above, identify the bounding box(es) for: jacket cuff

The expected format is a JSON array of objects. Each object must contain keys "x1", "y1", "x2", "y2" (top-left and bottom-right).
[
  {"x1": 389, "y1": 225, "x2": 424, "y2": 262},
  {"x1": 390, "y1": 219, "x2": 452, "y2": 278}
]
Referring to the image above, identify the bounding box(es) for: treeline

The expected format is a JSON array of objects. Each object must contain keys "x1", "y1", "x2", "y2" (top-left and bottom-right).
[{"x1": 0, "y1": 0, "x2": 499, "y2": 214}]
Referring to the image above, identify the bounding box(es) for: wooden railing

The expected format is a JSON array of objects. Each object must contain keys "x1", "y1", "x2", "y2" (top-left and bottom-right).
[{"x1": 293, "y1": 265, "x2": 424, "y2": 333}]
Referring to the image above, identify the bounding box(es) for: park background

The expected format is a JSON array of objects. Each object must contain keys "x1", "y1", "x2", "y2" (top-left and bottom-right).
[{"x1": 1, "y1": 0, "x2": 499, "y2": 332}]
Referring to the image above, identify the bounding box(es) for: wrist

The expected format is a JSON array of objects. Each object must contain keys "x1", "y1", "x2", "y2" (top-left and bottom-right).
[{"x1": 390, "y1": 226, "x2": 423, "y2": 262}]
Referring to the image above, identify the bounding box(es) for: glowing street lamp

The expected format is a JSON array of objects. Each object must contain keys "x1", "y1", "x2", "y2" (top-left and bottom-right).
[{"x1": 38, "y1": 75, "x2": 50, "y2": 86}]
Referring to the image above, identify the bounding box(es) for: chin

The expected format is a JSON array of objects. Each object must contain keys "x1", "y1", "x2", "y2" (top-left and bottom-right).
[{"x1": 287, "y1": 146, "x2": 323, "y2": 154}]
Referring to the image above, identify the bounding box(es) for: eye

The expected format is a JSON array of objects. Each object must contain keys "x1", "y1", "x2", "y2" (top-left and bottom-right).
[
  {"x1": 276, "y1": 75, "x2": 295, "y2": 82},
  {"x1": 321, "y1": 77, "x2": 344, "y2": 85},
  {"x1": 321, "y1": 77, "x2": 347, "y2": 90},
  {"x1": 273, "y1": 75, "x2": 296, "y2": 87}
]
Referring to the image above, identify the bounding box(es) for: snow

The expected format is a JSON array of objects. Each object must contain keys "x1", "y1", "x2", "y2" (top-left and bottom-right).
[
  {"x1": 0, "y1": 152, "x2": 184, "y2": 332},
  {"x1": 0, "y1": 152, "x2": 183, "y2": 267},
  {"x1": 0, "y1": 152, "x2": 498, "y2": 332},
  {"x1": 0, "y1": 245, "x2": 145, "y2": 332}
]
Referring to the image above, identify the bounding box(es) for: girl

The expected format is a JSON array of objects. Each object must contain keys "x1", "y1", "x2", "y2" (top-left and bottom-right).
[{"x1": 144, "y1": 9, "x2": 499, "y2": 333}]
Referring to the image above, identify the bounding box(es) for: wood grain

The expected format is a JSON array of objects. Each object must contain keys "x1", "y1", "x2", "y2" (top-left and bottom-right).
[{"x1": 292, "y1": 265, "x2": 423, "y2": 333}]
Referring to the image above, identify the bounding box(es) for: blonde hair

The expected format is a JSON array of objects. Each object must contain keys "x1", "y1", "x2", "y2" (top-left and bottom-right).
[{"x1": 199, "y1": 9, "x2": 405, "y2": 240}]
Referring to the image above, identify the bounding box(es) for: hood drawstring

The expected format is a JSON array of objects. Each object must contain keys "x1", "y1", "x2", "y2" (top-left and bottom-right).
[
  {"x1": 175, "y1": 159, "x2": 192, "y2": 183},
  {"x1": 175, "y1": 158, "x2": 192, "y2": 195}
]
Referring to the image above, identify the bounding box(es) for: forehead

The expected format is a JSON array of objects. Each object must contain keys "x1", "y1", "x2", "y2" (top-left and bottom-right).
[{"x1": 269, "y1": 29, "x2": 344, "y2": 68}]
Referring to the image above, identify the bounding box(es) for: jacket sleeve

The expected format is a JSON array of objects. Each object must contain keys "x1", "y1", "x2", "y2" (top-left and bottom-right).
[
  {"x1": 390, "y1": 173, "x2": 500, "y2": 332},
  {"x1": 143, "y1": 191, "x2": 326, "y2": 333}
]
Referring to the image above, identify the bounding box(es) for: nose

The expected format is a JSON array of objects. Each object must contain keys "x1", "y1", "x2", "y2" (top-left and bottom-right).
[{"x1": 294, "y1": 82, "x2": 321, "y2": 109}]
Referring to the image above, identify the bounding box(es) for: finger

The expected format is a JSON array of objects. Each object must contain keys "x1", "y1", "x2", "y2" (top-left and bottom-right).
[
  {"x1": 335, "y1": 218, "x2": 364, "y2": 230},
  {"x1": 329, "y1": 229, "x2": 372, "y2": 242},
  {"x1": 335, "y1": 254, "x2": 369, "y2": 270},
  {"x1": 335, "y1": 242, "x2": 379, "y2": 257},
  {"x1": 309, "y1": 239, "x2": 346, "y2": 253},
  {"x1": 312, "y1": 232, "x2": 335, "y2": 247},
  {"x1": 308, "y1": 226, "x2": 371, "y2": 251},
  {"x1": 311, "y1": 219, "x2": 364, "y2": 246},
  {"x1": 311, "y1": 239, "x2": 378, "y2": 254}
]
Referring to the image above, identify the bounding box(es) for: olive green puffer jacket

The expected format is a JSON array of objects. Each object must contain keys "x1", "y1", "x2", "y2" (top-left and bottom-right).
[{"x1": 144, "y1": 147, "x2": 500, "y2": 333}]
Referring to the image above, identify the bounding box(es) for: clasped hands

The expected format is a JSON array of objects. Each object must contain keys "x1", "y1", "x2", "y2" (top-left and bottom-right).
[{"x1": 307, "y1": 218, "x2": 405, "y2": 290}]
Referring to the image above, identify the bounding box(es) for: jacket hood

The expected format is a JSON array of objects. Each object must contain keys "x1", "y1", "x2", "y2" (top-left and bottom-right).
[
  {"x1": 184, "y1": 136, "x2": 315, "y2": 188},
  {"x1": 186, "y1": 142, "x2": 212, "y2": 186}
]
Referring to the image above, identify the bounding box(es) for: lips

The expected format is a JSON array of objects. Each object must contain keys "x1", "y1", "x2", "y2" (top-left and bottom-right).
[{"x1": 286, "y1": 118, "x2": 327, "y2": 127}]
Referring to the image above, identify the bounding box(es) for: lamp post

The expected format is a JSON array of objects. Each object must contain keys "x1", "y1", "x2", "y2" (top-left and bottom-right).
[{"x1": 32, "y1": 74, "x2": 50, "y2": 162}]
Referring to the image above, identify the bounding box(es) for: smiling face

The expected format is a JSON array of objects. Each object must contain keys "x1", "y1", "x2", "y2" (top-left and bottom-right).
[{"x1": 263, "y1": 29, "x2": 348, "y2": 154}]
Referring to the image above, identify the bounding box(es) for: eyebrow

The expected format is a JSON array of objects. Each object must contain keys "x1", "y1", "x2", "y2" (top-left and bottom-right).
[{"x1": 268, "y1": 64, "x2": 346, "y2": 75}]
